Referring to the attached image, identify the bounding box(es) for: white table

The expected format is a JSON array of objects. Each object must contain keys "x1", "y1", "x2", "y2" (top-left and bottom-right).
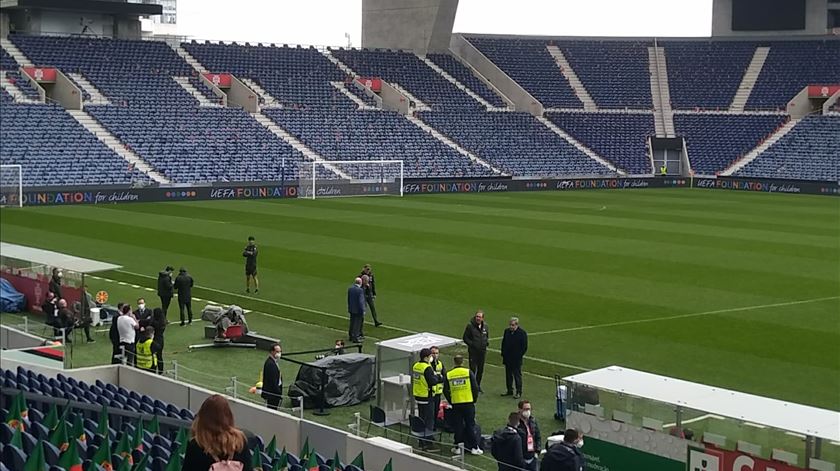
[{"x1": 380, "y1": 374, "x2": 411, "y2": 426}]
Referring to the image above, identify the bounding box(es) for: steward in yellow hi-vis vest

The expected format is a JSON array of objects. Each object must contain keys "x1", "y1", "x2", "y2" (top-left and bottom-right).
[
  {"x1": 412, "y1": 348, "x2": 441, "y2": 451},
  {"x1": 136, "y1": 327, "x2": 159, "y2": 371},
  {"x1": 443, "y1": 355, "x2": 482, "y2": 454}
]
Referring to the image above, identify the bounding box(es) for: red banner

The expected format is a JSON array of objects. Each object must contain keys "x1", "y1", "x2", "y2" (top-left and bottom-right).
[
  {"x1": 356, "y1": 77, "x2": 382, "y2": 92},
  {"x1": 807, "y1": 85, "x2": 840, "y2": 98},
  {"x1": 21, "y1": 67, "x2": 57, "y2": 83},
  {"x1": 689, "y1": 446, "x2": 806, "y2": 471},
  {"x1": 1, "y1": 272, "x2": 81, "y2": 314},
  {"x1": 203, "y1": 73, "x2": 232, "y2": 88}
]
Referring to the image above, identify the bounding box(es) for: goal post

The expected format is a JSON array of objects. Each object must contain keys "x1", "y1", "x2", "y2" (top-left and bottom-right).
[
  {"x1": 0, "y1": 164, "x2": 23, "y2": 208},
  {"x1": 299, "y1": 160, "x2": 404, "y2": 199}
]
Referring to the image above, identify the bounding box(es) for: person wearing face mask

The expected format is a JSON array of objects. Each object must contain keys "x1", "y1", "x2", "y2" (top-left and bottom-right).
[
  {"x1": 501, "y1": 317, "x2": 527, "y2": 399},
  {"x1": 49, "y1": 268, "x2": 64, "y2": 300},
  {"x1": 134, "y1": 298, "x2": 152, "y2": 326},
  {"x1": 261, "y1": 343, "x2": 283, "y2": 410},
  {"x1": 516, "y1": 400, "x2": 541, "y2": 470},
  {"x1": 412, "y1": 348, "x2": 441, "y2": 452},
  {"x1": 539, "y1": 429, "x2": 585, "y2": 471}
]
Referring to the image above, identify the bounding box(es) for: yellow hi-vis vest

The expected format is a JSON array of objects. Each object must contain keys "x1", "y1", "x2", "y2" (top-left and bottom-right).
[
  {"x1": 660, "y1": 165, "x2": 667, "y2": 175},
  {"x1": 412, "y1": 361, "x2": 431, "y2": 399},
  {"x1": 446, "y1": 367, "x2": 473, "y2": 404},
  {"x1": 136, "y1": 338, "x2": 157, "y2": 370},
  {"x1": 432, "y1": 360, "x2": 444, "y2": 396}
]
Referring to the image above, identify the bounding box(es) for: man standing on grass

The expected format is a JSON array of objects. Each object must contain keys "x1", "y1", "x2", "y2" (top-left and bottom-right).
[
  {"x1": 243, "y1": 236, "x2": 259, "y2": 294},
  {"x1": 360, "y1": 264, "x2": 381, "y2": 326},
  {"x1": 347, "y1": 277, "x2": 366, "y2": 343},
  {"x1": 462, "y1": 310, "x2": 489, "y2": 391},
  {"x1": 174, "y1": 267, "x2": 194, "y2": 326},
  {"x1": 157, "y1": 266, "x2": 174, "y2": 318},
  {"x1": 443, "y1": 355, "x2": 482, "y2": 456},
  {"x1": 262, "y1": 343, "x2": 283, "y2": 410},
  {"x1": 501, "y1": 317, "x2": 527, "y2": 399}
]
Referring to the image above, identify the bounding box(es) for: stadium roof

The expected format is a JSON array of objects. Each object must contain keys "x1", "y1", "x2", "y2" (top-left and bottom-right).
[
  {"x1": 0, "y1": 242, "x2": 122, "y2": 274},
  {"x1": 0, "y1": 0, "x2": 162, "y2": 16},
  {"x1": 564, "y1": 365, "x2": 840, "y2": 442}
]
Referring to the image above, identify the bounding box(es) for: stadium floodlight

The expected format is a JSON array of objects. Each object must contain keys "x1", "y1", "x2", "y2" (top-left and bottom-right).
[
  {"x1": 0, "y1": 164, "x2": 23, "y2": 208},
  {"x1": 299, "y1": 160, "x2": 404, "y2": 200}
]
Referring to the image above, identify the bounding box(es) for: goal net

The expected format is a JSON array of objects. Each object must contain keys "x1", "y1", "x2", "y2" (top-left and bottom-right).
[
  {"x1": 298, "y1": 160, "x2": 404, "y2": 199},
  {"x1": 0, "y1": 164, "x2": 23, "y2": 208}
]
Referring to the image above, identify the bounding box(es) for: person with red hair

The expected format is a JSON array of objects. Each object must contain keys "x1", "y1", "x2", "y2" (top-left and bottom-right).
[{"x1": 183, "y1": 395, "x2": 252, "y2": 470}]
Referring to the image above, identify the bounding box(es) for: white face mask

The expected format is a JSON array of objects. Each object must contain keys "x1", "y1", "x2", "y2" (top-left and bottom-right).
[
  {"x1": 521, "y1": 410, "x2": 531, "y2": 419},
  {"x1": 575, "y1": 439, "x2": 584, "y2": 449},
  {"x1": 138, "y1": 304, "x2": 145, "y2": 310},
  {"x1": 275, "y1": 352, "x2": 282, "y2": 360},
  {"x1": 57, "y1": 271, "x2": 63, "y2": 278}
]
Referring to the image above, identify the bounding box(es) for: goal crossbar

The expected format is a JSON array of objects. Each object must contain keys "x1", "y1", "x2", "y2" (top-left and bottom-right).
[
  {"x1": 303, "y1": 160, "x2": 404, "y2": 199},
  {"x1": 0, "y1": 164, "x2": 23, "y2": 208}
]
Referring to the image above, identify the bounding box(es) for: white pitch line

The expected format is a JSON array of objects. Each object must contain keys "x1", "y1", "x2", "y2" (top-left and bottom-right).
[
  {"x1": 515, "y1": 296, "x2": 840, "y2": 340},
  {"x1": 663, "y1": 413, "x2": 724, "y2": 428},
  {"x1": 109, "y1": 269, "x2": 591, "y2": 372}
]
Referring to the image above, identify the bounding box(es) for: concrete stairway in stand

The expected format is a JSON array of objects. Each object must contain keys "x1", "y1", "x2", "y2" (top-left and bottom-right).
[
  {"x1": 730, "y1": 47, "x2": 770, "y2": 112},
  {"x1": 405, "y1": 115, "x2": 505, "y2": 175},
  {"x1": 720, "y1": 118, "x2": 800, "y2": 175},
  {"x1": 536, "y1": 116, "x2": 624, "y2": 175},
  {"x1": 66, "y1": 109, "x2": 170, "y2": 184},
  {"x1": 419, "y1": 54, "x2": 507, "y2": 111},
  {"x1": 67, "y1": 72, "x2": 111, "y2": 105},
  {"x1": 546, "y1": 45, "x2": 596, "y2": 111}
]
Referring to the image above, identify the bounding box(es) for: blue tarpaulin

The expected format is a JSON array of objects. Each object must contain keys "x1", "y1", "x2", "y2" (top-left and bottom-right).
[{"x1": 0, "y1": 278, "x2": 26, "y2": 313}]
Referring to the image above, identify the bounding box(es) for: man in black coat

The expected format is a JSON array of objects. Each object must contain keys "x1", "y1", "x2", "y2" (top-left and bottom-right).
[
  {"x1": 173, "y1": 267, "x2": 194, "y2": 326},
  {"x1": 157, "y1": 266, "x2": 174, "y2": 318},
  {"x1": 491, "y1": 412, "x2": 526, "y2": 471},
  {"x1": 41, "y1": 292, "x2": 61, "y2": 336},
  {"x1": 134, "y1": 297, "x2": 152, "y2": 326},
  {"x1": 360, "y1": 264, "x2": 380, "y2": 326},
  {"x1": 243, "y1": 236, "x2": 259, "y2": 294},
  {"x1": 49, "y1": 268, "x2": 63, "y2": 299},
  {"x1": 347, "y1": 277, "x2": 366, "y2": 343},
  {"x1": 516, "y1": 400, "x2": 542, "y2": 471},
  {"x1": 462, "y1": 310, "x2": 489, "y2": 390},
  {"x1": 261, "y1": 343, "x2": 283, "y2": 410},
  {"x1": 501, "y1": 317, "x2": 528, "y2": 398},
  {"x1": 539, "y1": 429, "x2": 585, "y2": 471},
  {"x1": 55, "y1": 298, "x2": 75, "y2": 341}
]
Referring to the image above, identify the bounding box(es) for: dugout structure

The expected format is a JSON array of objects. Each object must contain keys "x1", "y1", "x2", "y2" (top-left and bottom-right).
[
  {"x1": 0, "y1": 242, "x2": 122, "y2": 366},
  {"x1": 375, "y1": 332, "x2": 461, "y2": 426},
  {"x1": 562, "y1": 365, "x2": 839, "y2": 471}
]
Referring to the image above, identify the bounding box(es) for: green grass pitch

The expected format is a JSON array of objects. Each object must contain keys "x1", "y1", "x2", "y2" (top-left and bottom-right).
[{"x1": 1, "y1": 188, "x2": 838, "y2": 467}]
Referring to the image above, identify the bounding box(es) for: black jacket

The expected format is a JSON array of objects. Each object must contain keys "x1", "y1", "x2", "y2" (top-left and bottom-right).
[
  {"x1": 157, "y1": 271, "x2": 174, "y2": 298},
  {"x1": 501, "y1": 327, "x2": 528, "y2": 365},
  {"x1": 174, "y1": 272, "x2": 194, "y2": 298},
  {"x1": 491, "y1": 426, "x2": 525, "y2": 471},
  {"x1": 243, "y1": 245, "x2": 258, "y2": 267},
  {"x1": 41, "y1": 299, "x2": 59, "y2": 325},
  {"x1": 134, "y1": 307, "x2": 153, "y2": 326},
  {"x1": 182, "y1": 438, "x2": 251, "y2": 471},
  {"x1": 516, "y1": 417, "x2": 541, "y2": 460},
  {"x1": 463, "y1": 318, "x2": 489, "y2": 353},
  {"x1": 261, "y1": 356, "x2": 282, "y2": 400},
  {"x1": 540, "y1": 442, "x2": 585, "y2": 471},
  {"x1": 360, "y1": 270, "x2": 376, "y2": 296},
  {"x1": 48, "y1": 276, "x2": 62, "y2": 299}
]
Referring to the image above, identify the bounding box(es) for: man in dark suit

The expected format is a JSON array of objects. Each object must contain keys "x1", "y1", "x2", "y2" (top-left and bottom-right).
[
  {"x1": 56, "y1": 299, "x2": 75, "y2": 342},
  {"x1": 49, "y1": 268, "x2": 63, "y2": 299},
  {"x1": 347, "y1": 277, "x2": 366, "y2": 343},
  {"x1": 462, "y1": 310, "x2": 489, "y2": 390},
  {"x1": 501, "y1": 317, "x2": 528, "y2": 399},
  {"x1": 41, "y1": 292, "x2": 61, "y2": 336},
  {"x1": 262, "y1": 343, "x2": 283, "y2": 410},
  {"x1": 157, "y1": 266, "x2": 174, "y2": 318},
  {"x1": 134, "y1": 297, "x2": 152, "y2": 326},
  {"x1": 174, "y1": 267, "x2": 194, "y2": 326}
]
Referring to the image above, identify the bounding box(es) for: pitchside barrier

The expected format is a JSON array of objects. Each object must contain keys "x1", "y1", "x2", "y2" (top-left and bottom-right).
[
  {"x1": 0, "y1": 177, "x2": 837, "y2": 207},
  {"x1": 561, "y1": 366, "x2": 839, "y2": 471}
]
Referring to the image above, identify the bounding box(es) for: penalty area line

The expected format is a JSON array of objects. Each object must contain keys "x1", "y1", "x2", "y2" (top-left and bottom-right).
[{"x1": 517, "y1": 296, "x2": 840, "y2": 340}]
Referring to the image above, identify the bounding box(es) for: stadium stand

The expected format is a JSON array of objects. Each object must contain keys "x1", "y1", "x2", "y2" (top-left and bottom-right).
[
  {"x1": 0, "y1": 47, "x2": 16, "y2": 69},
  {"x1": 546, "y1": 112, "x2": 655, "y2": 174},
  {"x1": 265, "y1": 108, "x2": 496, "y2": 178},
  {"x1": 183, "y1": 41, "x2": 356, "y2": 109},
  {"x1": 663, "y1": 41, "x2": 757, "y2": 110},
  {"x1": 674, "y1": 113, "x2": 788, "y2": 175},
  {"x1": 426, "y1": 53, "x2": 508, "y2": 108},
  {"x1": 420, "y1": 111, "x2": 615, "y2": 177},
  {"x1": 555, "y1": 40, "x2": 653, "y2": 109},
  {"x1": 0, "y1": 366, "x2": 341, "y2": 471},
  {"x1": 746, "y1": 40, "x2": 840, "y2": 110},
  {"x1": 0, "y1": 103, "x2": 149, "y2": 186},
  {"x1": 467, "y1": 37, "x2": 582, "y2": 109},
  {"x1": 1, "y1": 45, "x2": 41, "y2": 102},
  {"x1": 734, "y1": 116, "x2": 840, "y2": 181},
  {"x1": 330, "y1": 48, "x2": 483, "y2": 110}
]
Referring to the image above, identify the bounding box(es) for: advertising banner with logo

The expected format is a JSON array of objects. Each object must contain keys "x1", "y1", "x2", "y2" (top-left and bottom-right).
[
  {"x1": 0, "y1": 270, "x2": 82, "y2": 313},
  {"x1": 203, "y1": 73, "x2": 232, "y2": 88},
  {"x1": 687, "y1": 445, "x2": 806, "y2": 471},
  {"x1": 356, "y1": 77, "x2": 382, "y2": 92},
  {"x1": 21, "y1": 67, "x2": 57, "y2": 82},
  {"x1": 0, "y1": 184, "x2": 296, "y2": 207},
  {"x1": 807, "y1": 85, "x2": 840, "y2": 97},
  {"x1": 693, "y1": 177, "x2": 839, "y2": 196},
  {"x1": 581, "y1": 437, "x2": 683, "y2": 471}
]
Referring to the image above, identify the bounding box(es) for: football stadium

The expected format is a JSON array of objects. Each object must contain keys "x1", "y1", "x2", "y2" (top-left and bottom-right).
[{"x1": 0, "y1": 1, "x2": 838, "y2": 470}]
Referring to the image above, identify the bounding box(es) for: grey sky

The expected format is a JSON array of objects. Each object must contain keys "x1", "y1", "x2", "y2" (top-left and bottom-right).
[{"x1": 177, "y1": 0, "x2": 713, "y2": 47}]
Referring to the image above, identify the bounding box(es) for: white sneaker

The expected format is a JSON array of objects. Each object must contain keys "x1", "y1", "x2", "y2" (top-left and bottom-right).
[{"x1": 469, "y1": 448, "x2": 484, "y2": 455}]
